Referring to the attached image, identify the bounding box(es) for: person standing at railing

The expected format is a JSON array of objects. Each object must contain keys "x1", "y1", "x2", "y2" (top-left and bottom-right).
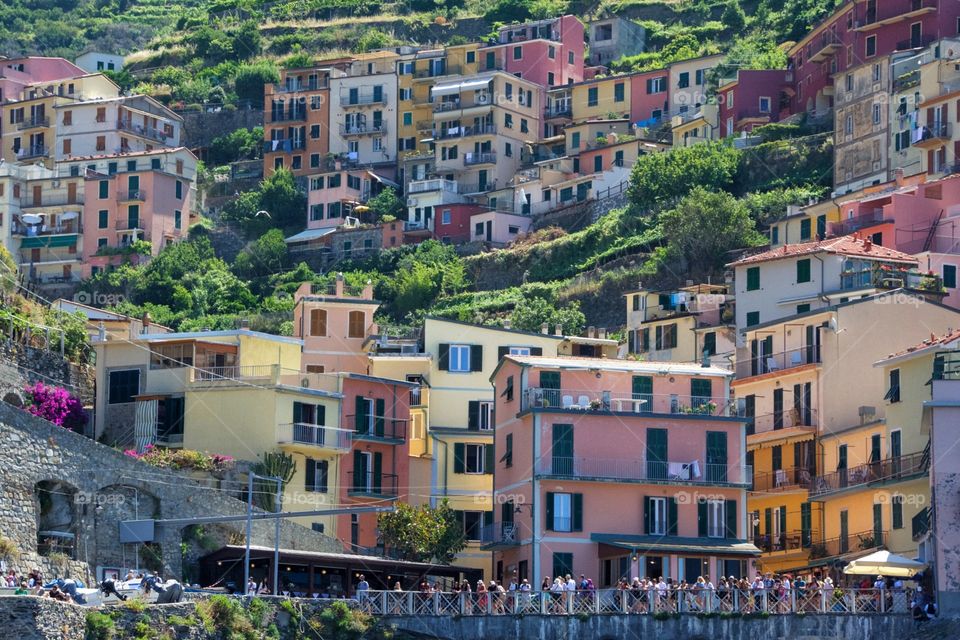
[
  {"x1": 476, "y1": 579, "x2": 488, "y2": 613},
  {"x1": 459, "y1": 579, "x2": 472, "y2": 614}
]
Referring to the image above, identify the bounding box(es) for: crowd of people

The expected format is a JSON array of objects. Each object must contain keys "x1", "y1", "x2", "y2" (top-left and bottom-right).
[{"x1": 3, "y1": 567, "x2": 92, "y2": 603}]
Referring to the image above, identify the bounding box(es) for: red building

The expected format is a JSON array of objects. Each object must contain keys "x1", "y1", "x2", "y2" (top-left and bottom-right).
[
  {"x1": 481, "y1": 16, "x2": 585, "y2": 90},
  {"x1": 433, "y1": 203, "x2": 487, "y2": 244},
  {"x1": 717, "y1": 70, "x2": 793, "y2": 138}
]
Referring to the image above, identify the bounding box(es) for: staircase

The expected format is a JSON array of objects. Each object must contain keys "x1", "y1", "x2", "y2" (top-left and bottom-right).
[{"x1": 921, "y1": 209, "x2": 944, "y2": 253}]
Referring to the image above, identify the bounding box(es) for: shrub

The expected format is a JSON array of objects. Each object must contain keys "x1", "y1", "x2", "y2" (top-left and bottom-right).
[
  {"x1": 85, "y1": 611, "x2": 116, "y2": 640},
  {"x1": 23, "y1": 382, "x2": 88, "y2": 433}
]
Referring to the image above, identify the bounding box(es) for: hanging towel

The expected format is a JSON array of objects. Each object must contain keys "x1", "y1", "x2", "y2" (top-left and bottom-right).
[
  {"x1": 668, "y1": 462, "x2": 688, "y2": 479},
  {"x1": 690, "y1": 460, "x2": 701, "y2": 478}
]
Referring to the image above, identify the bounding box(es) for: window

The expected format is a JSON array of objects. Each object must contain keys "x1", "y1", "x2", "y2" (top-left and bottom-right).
[
  {"x1": 655, "y1": 324, "x2": 677, "y2": 350},
  {"x1": 441, "y1": 209, "x2": 451, "y2": 225},
  {"x1": 746, "y1": 266, "x2": 760, "y2": 291},
  {"x1": 347, "y1": 174, "x2": 361, "y2": 190},
  {"x1": 466, "y1": 51, "x2": 475, "y2": 64},
  {"x1": 465, "y1": 444, "x2": 486, "y2": 473},
  {"x1": 872, "y1": 103, "x2": 881, "y2": 124},
  {"x1": 746, "y1": 311, "x2": 760, "y2": 327},
  {"x1": 174, "y1": 210, "x2": 182, "y2": 230},
  {"x1": 98, "y1": 181, "x2": 109, "y2": 199},
  {"x1": 98, "y1": 210, "x2": 108, "y2": 229},
  {"x1": 944, "y1": 264, "x2": 957, "y2": 289},
  {"x1": 475, "y1": 222, "x2": 484, "y2": 237},
  {"x1": 449, "y1": 344, "x2": 471, "y2": 372},
  {"x1": 568, "y1": 51, "x2": 574, "y2": 65},
  {"x1": 305, "y1": 459, "x2": 328, "y2": 493},
  {"x1": 478, "y1": 401, "x2": 493, "y2": 430},
  {"x1": 504, "y1": 113, "x2": 513, "y2": 129},
  {"x1": 588, "y1": 87, "x2": 598, "y2": 107},
  {"x1": 885, "y1": 368, "x2": 901, "y2": 403},
  {"x1": 63, "y1": 139, "x2": 71, "y2": 155},
  {"x1": 678, "y1": 72, "x2": 689, "y2": 89},
  {"x1": 594, "y1": 155, "x2": 602, "y2": 172},
  {"x1": 504, "y1": 433, "x2": 513, "y2": 467},
  {"x1": 706, "y1": 499, "x2": 725, "y2": 538},
  {"x1": 63, "y1": 110, "x2": 72, "y2": 126},
  {"x1": 866, "y1": 35, "x2": 876, "y2": 57},
  {"x1": 108, "y1": 369, "x2": 140, "y2": 404},
  {"x1": 96, "y1": 136, "x2": 106, "y2": 151},
  {"x1": 546, "y1": 492, "x2": 582, "y2": 531},
  {"x1": 513, "y1": 46, "x2": 522, "y2": 60},
  {"x1": 646, "y1": 77, "x2": 666, "y2": 94},
  {"x1": 614, "y1": 82, "x2": 624, "y2": 102},
  {"x1": 96, "y1": 107, "x2": 106, "y2": 123},
  {"x1": 647, "y1": 496, "x2": 667, "y2": 535},
  {"x1": 800, "y1": 218, "x2": 812, "y2": 240},
  {"x1": 310, "y1": 309, "x2": 327, "y2": 336},
  {"x1": 797, "y1": 258, "x2": 811, "y2": 283},
  {"x1": 571, "y1": 131, "x2": 580, "y2": 149},
  {"x1": 462, "y1": 511, "x2": 484, "y2": 540},
  {"x1": 520, "y1": 118, "x2": 529, "y2": 133},
  {"x1": 508, "y1": 225, "x2": 520, "y2": 235},
  {"x1": 348, "y1": 310, "x2": 365, "y2": 338},
  {"x1": 150, "y1": 343, "x2": 193, "y2": 369},
  {"x1": 759, "y1": 96, "x2": 771, "y2": 113},
  {"x1": 797, "y1": 303, "x2": 811, "y2": 314},
  {"x1": 547, "y1": 72, "x2": 555, "y2": 86},
  {"x1": 505, "y1": 142, "x2": 513, "y2": 157},
  {"x1": 175, "y1": 180, "x2": 183, "y2": 199}
]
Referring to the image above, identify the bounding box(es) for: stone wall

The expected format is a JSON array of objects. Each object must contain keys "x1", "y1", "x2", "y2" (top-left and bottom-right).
[
  {"x1": 0, "y1": 402, "x2": 341, "y2": 585},
  {"x1": 177, "y1": 108, "x2": 264, "y2": 151},
  {"x1": 0, "y1": 339, "x2": 95, "y2": 410}
]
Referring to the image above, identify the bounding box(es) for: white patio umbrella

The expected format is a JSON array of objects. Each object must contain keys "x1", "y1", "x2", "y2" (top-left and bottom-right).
[{"x1": 842, "y1": 550, "x2": 927, "y2": 577}]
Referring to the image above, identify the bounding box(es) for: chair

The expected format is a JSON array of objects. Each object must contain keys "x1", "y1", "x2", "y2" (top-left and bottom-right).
[
  {"x1": 766, "y1": 357, "x2": 780, "y2": 372},
  {"x1": 561, "y1": 395, "x2": 574, "y2": 409},
  {"x1": 577, "y1": 395, "x2": 591, "y2": 409},
  {"x1": 789, "y1": 351, "x2": 803, "y2": 367}
]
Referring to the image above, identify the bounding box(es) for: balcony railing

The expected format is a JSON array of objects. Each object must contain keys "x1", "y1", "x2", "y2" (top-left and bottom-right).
[
  {"x1": 434, "y1": 124, "x2": 497, "y2": 140},
  {"x1": 840, "y1": 267, "x2": 942, "y2": 293},
  {"x1": 751, "y1": 529, "x2": 811, "y2": 553},
  {"x1": 892, "y1": 69, "x2": 920, "y2": 92},
  {"x1": 912, "y1": 507, "x2": 930, "y2": 541},
  {"x1": 746, "y1": 408, "x2": 818, "y2": 433},
  {"x1": 536, "y1": 456, "x2": 751, "y2": 486},
  {"x1": 409, "y1": 387, "x2": 423, "y2": 407},
  {"x1": 736, "y1": 346, "x2": 820, "y2": 379},
  {"x1": 270, "y1": 110, "x2": 307, "y2": 122},
  {"x1": 274, "y1": 79, "x2": 328, "y2": 93},
  {"x1": 545, "y1": 105, "x2": 572, "y2": 118},
  {"x1": 277, "y1": 422, "x2": 352, "y2": 452},
  {"x1": 17, "y1": 116, "x2": 49, "y2": 130},
  {"x1": 339, "y1": 123, "x2": 387, "y2": 136},
  {"x1": 348, "y1": 471, "x2": 399, "y2": 498},
  {"x1": 118, "y1": 189, "x2": 147, "y2": 202},
  {"x1": 21, "y1": 195, "x2": 84, "y2": 209},
  {"x1": 895, "y1": 34, "x2": 935, "y2": 51},
  {"x1": 464, "y1": 152, "x2": 497, "y2": 166},
  {"x1": 809, "y1": 529, "x2": 884, "y2": 561},
  {"x1": 117, "y1": 119, "x2": 172, "y2": 143},
  {"x1": 340, "y1": 93, "x2": 387, "y2": 107},
  {"x1": 751, "y1": 467, "x2": 814, "y2": 492},
  {"x1": 16, "y1": 145, "x2": 48, "y2": 160},
  {"x1": 807, "y1": 31, "x2": 842, "y2": 63},
  {"x1": 828, "y1": 208, "x2": 889, "y2": 236},
  {"x1": 407, "y1": 178, "x2": 460, "y2": 194},
  {"x1": 349, "y1": 414, "x2": 407, "y2": 442},
  {"x1": 192, "y1": 364, "x2": 277, "y2": 382},
  {"x1": 523, "y1": 387, "x2": 728, "y2": 417},
  {"x1": 433, "y1": 97, "x2": 493, "y2": 113},
  {"x1": 413, "y1": 64, "x2": 461, "y2": 79},
  {"x1": 479, "y1": 522, "x2": 521, "y2": 547},
  {"x1": 115, "y1": 219, "x2": 142, "y2": 230},
  {"x1": 263, "y1": 139, "x2": 306, "y2": 153},
  {"x1": 13, "y1": 222, "x2": 82, "y2": 237},
  {"x1": 809, "y1": 451, "x2": 928, "y2": 497},
  {"x1": 915, "y1": 122, "x2": 952, "y2": 145}
]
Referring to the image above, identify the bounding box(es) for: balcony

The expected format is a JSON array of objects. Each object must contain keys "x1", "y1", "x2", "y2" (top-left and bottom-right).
[
  {"x1": 464, "y1": 151, "x2": 496, "y2": 166},
  {"x1": 20, "y1": 195, "x2": 84, "y2": 210},
  {"x1": 856, "y1": 0, "x2": 936, "y2": 30},
  {"x1": 479, "y1": 522, "x2": 521, "y2": 549},
  {"x1": 277, "y1": 422, "x2": 352, "y2": 454},
  {"x1": 409, "y1": 386, "x2": 424, "y2": 407},
  {"x1": 913, "y1": 122, "x2": 951, "y2": 149},
  {"x1": 348, "y1": 471, "x2": 398, "y2": 499},
  {"x1": 545, "y1": 105, "x2": 572, "y2": 119},
  {"x1": 118, "y1": 189, "x2": 147, "y2": 202},
  {"x1": 263, "y1": 139, "x2": 306, "y2": 154},
  {"x1": 340, "y1": 93, "x2": 387, "y2": 107},
  {"x1": 16, "y1": 145, "x2": 48, "y2": 160},
  {"x1": 17, "y1": 116, "x2": 49, "y2": 131},
  {"x1": 270, "y1": 110, "x2": 307, "y2": 122},
  {"x1": 809, "y1": 529, "x2": 884, "y2": 562},
  {"x1": 415, "y1": 120, "x2": 434, "y2": 132},
  {"x1": 809, "y1": 451, "x2": 928, "y2": 498},
  {"x1": 434, "y1": 123, "x2": 496, "y2": 140},
  {"x1": 13, "y1": 221, "x2": 82, "y2": 237},
  {"x1": 536, "y1": 456, "x2": 751, "y2": 486},
  {"x1": 349, "y1": 414, "x2": 407, "y2": 443},
  {"x1": 735, "y1": 346, "x2": 821, "y2": 379},
  {"x1": 751, "y1": 467, "x2": 814, "y2": 492},
  {"x1": 522, "y1": 387, "x2": 729, "y2": 417},
  {"x1": 751, "y1": 529, "x2": 811, "y2": 554},
  {"x1": 403, "y1": 220, "x2": 430, "y2": 232},
  {"x1": 407, "y1": 178, "x2": 460, "y2": 194},
  {"x1": 433, "y1": 97, "x2": 493, "y2": 114},
  {"x1": 895, "y1": 34, "x2": 935, "y2": 51},
  {"x1": 840, "y1": 266, "x2": 942, "y2": 293},
  {"x1": 747, "y1": 408, "x2": 818, "y2": 433},
  {"x1": 413, "y1": 64, "x2": 461, "y2": 79},
  {"x1": 117, "y1": 119, "x2": 172, "y2": 144},
  {"x1": 339, "y1": 123, "x2": 387, "y2": 137},
  {"x1": 115, "y1": 218, "x2": 143, "y2": 231},
  {"x1": 807, "y1": 32, "x2": 842, "y2": 63},
  {"x1": 893, "y1": 69, "x2": 920, "y2": 92},
  {"x1": 190, "y1": 364, "x2": 278, "y2": 382},
  {"x1": 828, "y1": 208, "x2": 890, "y2": 236},
  {"x1": 273, "y1": 79, "x2": 328, "y2": 93},
  {"x1": 912, "y1": 507, "x2": 930, "y2": 541}
]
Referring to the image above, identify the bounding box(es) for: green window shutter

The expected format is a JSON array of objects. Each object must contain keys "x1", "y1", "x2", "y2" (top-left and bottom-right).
[
  {"x1": 98, "y1": 210, "x2": 108, "y2": 228},
  {"x1": 316, "y1": 404, "x2": 326, "y2": 426},
  {"x1": 764, "y1": 508, "x2": 772, "y2": 535},
  {"x1": 572, "y1": 494, "x2": 583, "y2": 531},
  {"x1": 546, "y1": 492, "x2": 555, "y2": 530},
  {"x1": 470, "y1": 345, "x2": 483, "y2": 371},
  {"x1": 746, "y1": 267, "x2": 760, "y2": 291},
  {"x1": 668, "y1": 498, "x2": 678, "y2": 535},
  {"x1": 293, "y1": 401, "x2": 304, "y2": 424},
  {"x1": 772, "y1": 445, "x2": 782, "y2": 471},
  {"x1": 484, "y1": 510, "x2": 494, "y2": 527},
  {"x1": 438, "y1": 344, "x2": 450, "y2": 370},
  {"x1": 541, "y1": 371, "x2": 561, "y2": 389},
  {"x1": 746, "y1": 311, "x2": 760, "y2": 327},
  {"x1": 484, "y1": 444, "x2": 494, "y2": 474},
  {"x1": 99, "y1": 180, "x2": 109, "y2": 198},
  {"x1": 453, "y1": 443, "x2": 465, "y2": 474},
  {"x1": 497, "y1": 346, "x2": 509, "y2": 361},
  {"x1": 698, "y1": 500, "x2": 707, "y2": 537},
  {"x1": 646, "y1": 428, "x2": 668, "y2": 463},
  {"x1": 373, "y1": 452, "x2": 382, "y2": 493},
  {"x1": 468, "y1": 401, "x2": 479, "y2": 430},
  {"x1": 355, "y1": 396, "x2": 367, "y2": 433},
  {"x1": 305, "y1": 458, "x2": 316, "y2": 491},
  {"x1": 353, "y1": 450, "x2": 363, "y2": 490},
  {"x1": 797, "y1": 259, "x2": 811, "y2": 283},
  {"x1": 374, "y1": 398, "x2": 385, "y2": 436},
  {"x1": 643, "y1": 496, "x2": 650, "y2": 534},
  {"x1": 892, "y1": 496, "x2": 903, "y2": 529},
  {"x1": 800, "y1": 502, "x2": 812, "y2": 546},
  {"x1": 725, "y1": 499, "x2": 737, "y2": 539},
  {"x1": 800, "y1": 218, "x2": 811, "y2": 240},
  {"x1": 779, "y1": 506, "x2": 787, "y2": 538},
  {"x1": 632, "y1": 376, "x2": 653, "y2": 397}
]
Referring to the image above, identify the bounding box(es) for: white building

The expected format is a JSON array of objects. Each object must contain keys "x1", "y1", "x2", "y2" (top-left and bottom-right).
[
  {"x1": 328, "y1": 53, "x2": 398, "y2": 168},
  {"x1": 74, "y1": 52, "x2": 125, "y2": 74}
]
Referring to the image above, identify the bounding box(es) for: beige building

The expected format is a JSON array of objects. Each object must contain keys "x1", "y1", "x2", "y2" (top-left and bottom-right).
[
  {"x1": 833, "y1": 57, "x2": 891, "y2": 195},
  {"x1": 329, "y1": 53, "x2": 399, "y2": 169}
]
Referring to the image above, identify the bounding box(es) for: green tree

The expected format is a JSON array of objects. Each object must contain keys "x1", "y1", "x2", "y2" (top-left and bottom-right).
[
  {"x1": 365, "y1": 187, "x2": 404, "y2": 222},
  {"x1": 659, "y1": 187, "x2": 766, "y2": 277},
  {"x1": 208, "y1": 126, "x2": 263, "y2": 165},
  {"x1": 392, "y1": 262, "x2": 440, "y2": 317},
  {"x1": 0, "y1": 245, "x2": 16, "y2": 294},
  {"x1": 232, "y1": 228, "x2": 290, "y2": 280},
  {"x1": 231, "y1": 20, "x2": 262, "y2": 60},
  {"x1": 721, "y1": 1, "x2": 747, "y2": 32},
  {"x1": 258, "y1": 168, "x2": 307, "y2": 231},
  {"x1": 628, "y1": 141, "x2": 740, "y2": 210},
  {"x1": 354, "y1": 29, "x2": 393, "y2": 54},
  {"x1": 510, "y1": 297, "x2": 586, "y2": 335},
  {"x1": 377, "y1": 499, "x2": 466, "y2": 563},
  {"x1": 234, "y1": 60, "x2": 279, "y2": 108}
]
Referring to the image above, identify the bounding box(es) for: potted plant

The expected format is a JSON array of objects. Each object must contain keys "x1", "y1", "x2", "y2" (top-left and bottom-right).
[{"x1": 589, "y1": 399, "x2": 602, "y2": 410}]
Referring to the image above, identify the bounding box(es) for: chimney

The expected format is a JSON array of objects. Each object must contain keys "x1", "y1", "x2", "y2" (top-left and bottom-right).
[
  {"x1": 895, "y1": 167, "x2": 905, "y2": 187},
  {"x1": 554, "y1": 326, "x2": 563, "y2": 337},
  {"x1": 599, "y1": 328, "x2": 606, "y2": 339},
  {"x1": 362, "y1": 279, "x2": 373, "y2": 300},
  {"x1": 503, "y1": 318, "x2": 512, "y2": 330},
  {"x1": 141, "y1": 312, "x2": 151, "y2": 334},
  {"x1": 239, "y1": 319, "x2": 250, "y2": 329},
  {"x1": 541, "y1": 322, "x2": 550, "y2": 335},
  {"x1": 335, "y1": 272, "x2": 345, "y2": 297},
  {"x1": 587, "y1": 326, "x2": 596, "y2": 339},
  {"x1": 863, "y1": 237, "x2": 872, "y2": 251}
]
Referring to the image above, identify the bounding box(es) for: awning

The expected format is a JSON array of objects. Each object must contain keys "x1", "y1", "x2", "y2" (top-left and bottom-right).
[
  {"x1": 283, "y1": 227, "x2": 337, "y2": 244},
  {"x1": 843, "y1": 550, "x2": 927, "y2": 577},
  {"x1": 459, "y1": 77, "x2": 492, "y2": 92},
  {"x1": 747, "y1": 426, "x2": 816, "y2": 451},
  {"x1": 20, "y1": 234, "x2": 78, "y2": 249},
  {"x1": 431, "y1": 81, "x2": 462, "y2": 97},
  {"x1": 431, "y1": 77, "x2": 492, "y2": 97},
  {"x1": 592, "y1": 533, "x2": 761, "y2": 557},
  {"x1": 366, "y1": 171, "x2": 399, "y2": 189}
]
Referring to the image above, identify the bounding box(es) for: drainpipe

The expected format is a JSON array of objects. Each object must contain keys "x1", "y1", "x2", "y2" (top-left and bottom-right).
[{"x1": 531, "y1": 412, "x2": 541, "y2": 584}]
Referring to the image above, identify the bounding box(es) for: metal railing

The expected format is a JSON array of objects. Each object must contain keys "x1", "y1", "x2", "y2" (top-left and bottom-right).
[
  {"x1": 277, "y1": 423, "x2": 352, "y2": 452},
  {"x1": 192, "y1": 364, "x2": 277, "y2": 381},
  {"x1": 348, "y1": 471, "x2": 398, "y2": 498},
  {"x1": 17, "y1": 116, "x2": 49, "y2": 130},
  {"x1": 751, "y1": 529, "x2": 810, "y2": 553},
  {"x1": 810, "y1": 451, "x2": 928, "y2": 497},
  {"x1": 535, "y1": 456, "x2": 751, "y2": 486},
  {"x1": 12, "y1": 222, "x2": 82, "y2": 236},
  {"x1": 840, "y1": 267, "x2": 942, "y2": 293},
  {"x1": 117, "y1": 119, "x2": 172, "y2": 143},
  {"x1": 356, "y1": 586, "x2": 910, "y2": 616},
  {"x1": 747, "y1": 408, "x2": 818, "y2": 432},
  {"x1": 118, "y1": 189, "x2": 147, "y2": 201},
  {"x1": 895, "y1": 34, "x2": 935, "y2": 51},
  {"x1": 434, "y1": 123, "x2": 497, "y2": 140},
  {"x1": 407, "y1": 178, "x2": 459, "y2": 194},
  {"x1": 409, "y1": 387, "x2": 423, "y2": 407},
  {"x1": 339, "y1": 123, "x2": 387, "y2": 136},
  {"x1": 751, "y1": 466, "x2": 814, "y2": 492},
  {"x1": 16, "y1": 145, "x2": 48, "y2": 159},
  {"x1": 464, "y1": 152, "x2": 497, "y2": 166},
  {"x1": 433, "y1": 97, "x2": 493, "y2": 113},
  {"x1": 545, "y1": 105, "x2": 572, "y2": 118},
  {"x1": 912, "y1": 507, "x2": 930, "y2": 541},
  {"x1": 115, "y1": 219, "x2": 142, "y2": 230},
  {"x1": 479, "y1": 522, "x2": 520, "y2": 546},
  {"x1": 828, "y1": 208, "x2": 889, "y2": 236},
  {"x1": 916, "y1": 122, "x2": 951, "y2": 142},
  {"x1": 340, "y1": 93, "x2": 387, "y2": 107},
  {"x1": 20, "y1": 195, "x2": 84, "y2": 209},
  {"x1": 270, "y1": 110, "x2": 307, "y2": 122},
  {"x1": 349, "y1": 414, "x2": 407, "y2": 441},
  {"x1": 263, "y1": 139, "x2": 306, "y2": 153},
  {"x1": 273, "y1": 80, "x2": 328, "y2": 93},
  {"x1": 809, "y1": 529, "x2": 884, "y2": 560},
  {"x1": 736, "y1": 346, "x2": 820, "y2": 379},
  {"x1": 413, "y1": 64, "x2": 461, "y2": 79},
  {"x1": 522, "y1": 387, "x2": 728, "y2": 416}
]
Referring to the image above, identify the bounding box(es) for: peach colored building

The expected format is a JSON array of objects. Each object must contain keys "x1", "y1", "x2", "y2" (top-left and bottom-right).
[
  {"x1": 293, "y1": 276, "x2": 379, "y2": 375},
  {"x1": 486, "y1": 356, "x2": 755, "y2": 586}
]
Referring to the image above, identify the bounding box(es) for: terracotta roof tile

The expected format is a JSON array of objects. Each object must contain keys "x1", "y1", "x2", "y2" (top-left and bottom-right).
[
  {"x1": 727, "y1": 234, "x2": 919, "y2": 267},
  {"x1": 884, "y1": 328, "x2": 960, "y2": 360}
]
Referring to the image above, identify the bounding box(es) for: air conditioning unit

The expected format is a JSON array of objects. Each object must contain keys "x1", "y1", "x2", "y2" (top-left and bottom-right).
[{"x1": 407, "y1": 197, "x2": 418, "y2": 207}]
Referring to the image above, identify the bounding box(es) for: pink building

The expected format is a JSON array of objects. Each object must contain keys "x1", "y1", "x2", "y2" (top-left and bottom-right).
[
  {"x1": 0, "y1": 57, "x2": 84, "y2": 105},
  {"x1": 336, "y1": 373, "x2": 414, "y2": 553},
  {"x1": 480, "y1": 16, "x2": 585, "y2": 89},
  {"x1": 81, "y1": 148, "x2": 194, "y2": 277},
  {"x1": 629, "y1": 70, "x2": 670, "y2": 124},
  {"x1": 717, "y1": 70, "x2": 793, "y2": 138},
  {"x1": 306, "y1": 168, "x2": 398, "y2": 231},
  {"x1": 486, "y1": 356, "x2": 755, "y2": 586},
  {"x1": 293, "y1": 276, "x2": 379, "y2": 375}
]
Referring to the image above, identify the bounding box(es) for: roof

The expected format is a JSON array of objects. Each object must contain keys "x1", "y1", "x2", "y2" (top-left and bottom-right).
[
  {"x1": 138, "y1": 328, "x2": 302, "y2": 346},
  {"x1": 68, "y1": 146, "x2": 195, "y2": 162},
  {"x1": 284, "y1": 227, "x2": 337, "y2": 244},
  {"x1": 592, "y1": 534, "x2": 761, "y2": 556},
  {"x1": 876, "y1": 328, "x2": 960, "y2": 365},
  {"x1": 747, "y1": 426, "x2": 816, "y2": 451},
  {"x1": 727, "y1": 234, "x2": 919, "y2": 268},
  {"x1": 424, "y1": 315, "x2": 565, "y2": 340},
  {"x1": 205, "y1": 545, "x2": 473, "y2": 572},
  {"x1": 497, "y1": 354, "x2": 733, "y2": 378}
]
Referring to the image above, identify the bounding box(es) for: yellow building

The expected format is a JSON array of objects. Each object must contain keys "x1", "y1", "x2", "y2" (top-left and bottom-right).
[{"x1": 569, "y1": 75, "x2": 632, "y2": 122}]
